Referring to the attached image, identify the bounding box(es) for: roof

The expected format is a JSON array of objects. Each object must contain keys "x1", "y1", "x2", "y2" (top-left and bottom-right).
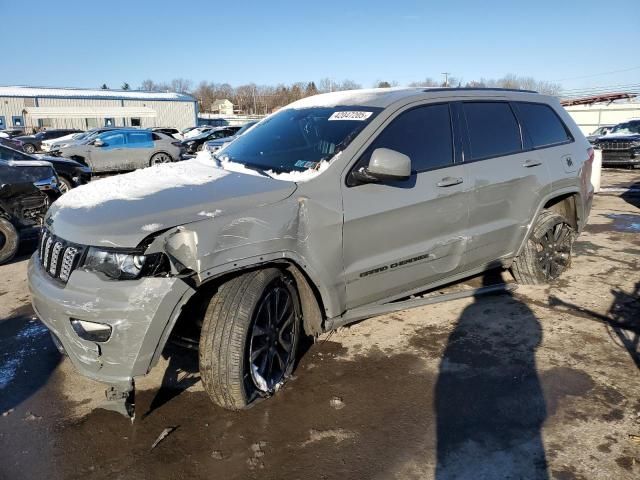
[
  {"x1": 286, "y1": 87, "x2": 542, "y2": 109},
  {"x1": 0, "y1": 85, "x2": 195, "y2": 102}
]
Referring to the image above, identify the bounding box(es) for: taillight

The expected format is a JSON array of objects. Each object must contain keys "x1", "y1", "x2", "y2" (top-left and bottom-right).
[{"x1": 586, "y1": 147, "x2": 594, "y2": 165}]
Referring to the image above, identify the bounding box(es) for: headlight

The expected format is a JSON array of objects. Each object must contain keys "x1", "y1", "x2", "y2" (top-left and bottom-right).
[{"x1": 83, "y1": 248, "x2": 147, "y2": 279}]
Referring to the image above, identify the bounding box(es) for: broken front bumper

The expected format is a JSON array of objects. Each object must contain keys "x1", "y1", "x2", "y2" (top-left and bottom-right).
[{"x1": 27, "y1": 255, "x2": 194, "y2": 388}]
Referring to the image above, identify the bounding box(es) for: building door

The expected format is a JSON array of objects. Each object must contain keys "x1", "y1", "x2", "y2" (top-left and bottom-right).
[{"x1": 0, "y1": 116, "x2": 5, "y2": 130}]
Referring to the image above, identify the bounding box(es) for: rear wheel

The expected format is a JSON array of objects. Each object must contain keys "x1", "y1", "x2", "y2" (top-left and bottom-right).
[
  {"x1": 511, "y1": 210, "x2": 575, "y2": 285},
  {"x1": 149, "y1": 152, "x2": 172, "y2": 166},
  {"x1": 0, "y1": 218, "x2": 19, "y2": 265},
  {"x1": 199, "y1": 268, "x2": 301, "y2": 410}
]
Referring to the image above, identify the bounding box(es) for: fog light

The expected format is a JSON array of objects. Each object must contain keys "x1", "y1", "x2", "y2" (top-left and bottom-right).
[{"x1": 70, "y1": 319, "x2": 112, "y2": 343}]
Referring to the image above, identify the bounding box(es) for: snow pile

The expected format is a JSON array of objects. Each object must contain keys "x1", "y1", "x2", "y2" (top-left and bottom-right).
[
  {"x1": 0, "y1": 132, "x2": 8, "y2": 138},
  {"x1": 54, "y1": 155, "x2": 227, "y2": 210}
]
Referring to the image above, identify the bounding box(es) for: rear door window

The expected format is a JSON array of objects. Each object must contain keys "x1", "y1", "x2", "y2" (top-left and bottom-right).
[
  {"x1": 462, "y1": 102, "x2": 522, "y2": 160},
  {"x1": 515, "y1": 102, "x2": 572, "y2": 148},
  {"x1": 360, "y1": 103, "x2": 454, "y2": 173},
  {"x1": 126, "y1": 131, "x2": 153, "y2": 147}
]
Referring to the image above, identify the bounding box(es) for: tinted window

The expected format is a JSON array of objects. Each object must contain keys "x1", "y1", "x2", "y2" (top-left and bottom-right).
[
  {"x1": 463, "y1": 102, "x2": 522, "y2": 160},
  {"x1": 127, "y1": 131, "x2": 152, "y2": 144},
  {"x1": 99, "y1": 132, "x2": 125, "y2": 146},
  {"x1": 362, "y1": 104, "x2": 453, "y2": 172},
  {"x1": 0, "y1": 145, "x2": 31, "y2": 161},
  {"x1": 516, "y1": 102, "x2": 571, "y2": 147}
]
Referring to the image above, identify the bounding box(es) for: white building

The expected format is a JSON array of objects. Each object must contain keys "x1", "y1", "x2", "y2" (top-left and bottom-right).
[
  {"x1": 564, "y1": 102, "x2": 640, "y2": 135},
  {"x1": 211, "y1": 99, "x2": 234, "y2": 115},
  {"x1": 0, "y1": 86, "x2": 198, "y2": 132}
]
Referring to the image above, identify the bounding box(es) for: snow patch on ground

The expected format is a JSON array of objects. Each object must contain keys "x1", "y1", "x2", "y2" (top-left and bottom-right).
[
  {"x1": 0, "y1": 322, "x2": 48, "y2": 390},
  {"x1": 141, "y1": 223, "x2": 164, "y2": 232},
  {"x1": 198, "y1": 210, "x2": 222, "y2": 218},
  {"x1": 53, "y1": 155, "x2": 227, "y2": 210}
]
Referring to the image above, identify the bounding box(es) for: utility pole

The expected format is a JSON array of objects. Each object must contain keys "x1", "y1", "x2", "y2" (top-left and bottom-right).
[{"x1": 441, "y1": 72, "x2": 451, "y2": 87}]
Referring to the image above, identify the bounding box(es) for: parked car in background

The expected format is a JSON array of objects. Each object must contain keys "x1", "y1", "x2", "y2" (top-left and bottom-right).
[
  {"x1": 586, "y1": 125, "x2": 614, "y2": 144},
  {"x1": 152, "y1": 127, "x2": 182, "y2": 140},
  {"x1": 0, "y1": 144, "x2": 91, "y2": 193},
  {"x1": 27, "y1": 88, "x2": 594, "y2": 418},
  {"x1": 0, "y1": 129, "x2": 26, "y2": 138},
  {"x1": 44, "y1": 127, "x2": 123, "y2": 153},
  {"x1": 181, "y1": 126, "x2": 241, "y2": 154},
  {"x1": 0, "y1": 136, "x2": 25, "y2": 151},
  {"x1": 52, "y1": 129, "x2": 182, "y2": 173},
  {"x1": 593, "y1": 119, "x2": 640, "y2": 168},
  {"x1": 0, "y1": 158, "x2": 60, "y2": 264},
  {"x1": 182, "y1": 126, "x2": 219, "y2": 139},
  {"x1": 16, "y1": 129, "x2": 82, "y2": 154},
  {"x1": 204, "y1": 121, "x2": 258, "y2": 153}
]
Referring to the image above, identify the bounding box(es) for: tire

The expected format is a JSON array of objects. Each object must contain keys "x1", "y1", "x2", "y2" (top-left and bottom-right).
[
  {"x1": 23, "y1": 144, "x2": 36, "y2": 154},
  {"x1": 199, "y1": 268, "x2": 301, "y2": 411},
  {"x1": 0, "y1": 218, "x2": 19, "y2": 265},
  {"x1": 511, "y1": 210, "x2": 575, "y2": 285},
  {"x1": 58, "y1": 176, "x2": 73, "y2": 194},
  {"x1": 149, "y1": 152, "x2": 173, "y2": 166}
]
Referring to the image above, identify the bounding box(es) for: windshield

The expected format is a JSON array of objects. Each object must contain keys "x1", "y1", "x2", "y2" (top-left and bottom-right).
[
  {"x1": 0, "y1": 144, "x2": 32, "y2": 161},
  {"x1": 609, "y1": 122, "x2": 640, "y2": 135},
  {"x1": 236, "y1": 122, "x2": 258, "y2": 136},
  {"x1": 218, "y1": 106, "x2": 381, "y2": 174}
]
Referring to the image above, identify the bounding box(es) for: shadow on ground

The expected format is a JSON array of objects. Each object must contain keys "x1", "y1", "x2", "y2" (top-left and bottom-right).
[
  {"x1": 435, "y1": 270, "x2": 548, "y2": 479},
  {"x1": 0, "y1": 304, "x2": 61, "y2": 414}
]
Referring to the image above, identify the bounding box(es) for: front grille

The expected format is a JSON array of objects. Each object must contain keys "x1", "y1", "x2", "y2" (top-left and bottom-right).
[
  {"x1": 598, "y1": 141, "x2": 635, "y2": 151},
  {"x1": 38, "y1": 229, "x2": 85, "y2": 283}
]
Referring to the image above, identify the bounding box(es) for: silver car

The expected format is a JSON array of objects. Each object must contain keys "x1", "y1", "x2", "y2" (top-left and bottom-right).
[
  {"x1": 53, "y1": 128, "x2": 182, "y2": 173},
  {"x1": 28, "y1": 88, "x2": 594, "y2": 418}
]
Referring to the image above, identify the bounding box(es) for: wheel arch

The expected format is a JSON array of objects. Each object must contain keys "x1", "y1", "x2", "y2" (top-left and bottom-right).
[
  {"x1": 147, "y1": 256, "x2": 328, "y2": 372},
  {"x1": 515, "y1": 188, "x2": 583, "y2": 257}
]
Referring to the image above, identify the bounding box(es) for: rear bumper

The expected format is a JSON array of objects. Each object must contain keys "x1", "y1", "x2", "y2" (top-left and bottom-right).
[{"x1": 28, "y1": 254, "x2": 194, "y2": 387}]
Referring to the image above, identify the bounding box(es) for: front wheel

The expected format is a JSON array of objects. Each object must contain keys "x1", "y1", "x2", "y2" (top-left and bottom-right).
[
  {"x1": 23, "y1": 144, "x2": 36, "y2": 154},
  {"x1": 511, "y1": 210, "x2": 575, "y2": 285},
  {"x1": 58, "y1": 176, "x2": 73, "y2": 194},
  {"x1": 0, "y1": 218, "x2": 19, "y2": 265},
  {"x1": 199, "y1": 268, "x2": 301, "y2": 410}
]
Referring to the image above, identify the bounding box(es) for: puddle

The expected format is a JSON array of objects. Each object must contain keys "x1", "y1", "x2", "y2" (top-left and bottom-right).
[{"x1": 606, "y1": 214, "x2": 640, "y2": 233}]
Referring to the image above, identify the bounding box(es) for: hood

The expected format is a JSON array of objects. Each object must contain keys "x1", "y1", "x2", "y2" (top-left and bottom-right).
[
  {"x1": 46, "y1": 157, "x2": 297, "y2": 248},
  {"x1": 15, "y1": 135, "x2": 37, "y2": 142},
  {"x1": 36, "y1": 154, "x2": 85, "y2": 167},
  {"x1": 598, "y1": 133, "x2": 640, "y2": 141},
  {"x1": 206, "y1": 135, "x2": 235, "y2": 146}
]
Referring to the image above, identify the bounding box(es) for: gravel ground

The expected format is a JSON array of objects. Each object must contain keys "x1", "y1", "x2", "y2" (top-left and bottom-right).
[{"x1": 0, "y1": 169, "x2": 638, "y2": 480}]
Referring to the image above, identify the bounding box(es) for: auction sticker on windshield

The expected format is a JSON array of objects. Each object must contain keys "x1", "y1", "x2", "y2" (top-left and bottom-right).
[{"x1": 328, "y1": 111, "x2": 373, "y2": 121}]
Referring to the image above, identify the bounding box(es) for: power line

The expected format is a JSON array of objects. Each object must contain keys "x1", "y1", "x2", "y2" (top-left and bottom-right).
[{"x1": 553, "y1": 66, "x2": 640, "y2": 82}]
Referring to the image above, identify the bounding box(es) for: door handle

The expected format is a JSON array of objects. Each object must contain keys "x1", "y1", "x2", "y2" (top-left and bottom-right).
[
  {"x1": 437, "y1": 176, "x2": 464, "y2": 187},
  {"x1": 523, "y1": 159, "x2": 542, "y2": 168}
]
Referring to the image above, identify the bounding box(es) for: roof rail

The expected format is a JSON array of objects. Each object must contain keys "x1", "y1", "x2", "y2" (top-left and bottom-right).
[{"x1": 422, "y1": 87, "x2": 538, "y2": 94}]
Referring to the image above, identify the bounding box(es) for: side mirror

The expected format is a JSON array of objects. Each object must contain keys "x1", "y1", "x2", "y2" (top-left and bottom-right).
[
  {"x1": 351, "y1": 148, "x2": 411, "y2": 184},
  {"x1": 93, "y1": 139, "x2": 105, "y2": 147}
]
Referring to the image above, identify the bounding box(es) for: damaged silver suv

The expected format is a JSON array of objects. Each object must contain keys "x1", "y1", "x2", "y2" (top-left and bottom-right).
[{"x1": 28, "y1": 88, "x2": 594, "y2": 417}]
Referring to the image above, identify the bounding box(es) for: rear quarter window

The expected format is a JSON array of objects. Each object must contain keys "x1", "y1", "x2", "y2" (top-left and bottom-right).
[
  {"x1": 515, "y1": 102, "x2": 572, "y2": 148},
  {"x1": 463, "y1": 102, "x2": 522, "y2": 160}
]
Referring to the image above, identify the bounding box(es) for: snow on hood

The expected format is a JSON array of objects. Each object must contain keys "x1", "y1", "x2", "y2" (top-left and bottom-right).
[
  {"x1": 47, "y1": 154, "x2": 297, "y2": 247},
  {"x1": 54, "y1": 155, "x2": 228, "y2": 210},
  {"x1": 196, "y1": 150, "x2": 339, "y2": 183}
]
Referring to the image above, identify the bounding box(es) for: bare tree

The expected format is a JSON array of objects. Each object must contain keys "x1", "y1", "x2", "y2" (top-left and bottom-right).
[{"x1": 408, "y1": 78, "x2": 439, "y2": 87}]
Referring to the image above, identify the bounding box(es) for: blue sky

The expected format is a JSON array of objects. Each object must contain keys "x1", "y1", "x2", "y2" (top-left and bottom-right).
[{"x1": 1, "y1": 0, "x2": 638, "y2": 92}]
